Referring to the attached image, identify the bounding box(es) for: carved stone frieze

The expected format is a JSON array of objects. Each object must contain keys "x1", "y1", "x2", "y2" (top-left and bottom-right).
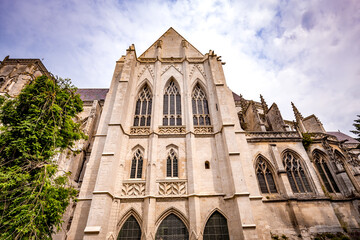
[
  {"x1": 158, "y1": 180, "x2": 187, "y2": 196},
  {"x1": 121, "y1": 182, "x2": 146, "y2": 196},
  {"x1": 130, "y1": 127, "x2": 150, "y2": 135},
  {"x1": 158, "y1": 126, "x2": 186, "y2": 134},
  {"x1": 137, "y1": 64, "x2": 155, "y2": 80},
  {"x1": 245, "y1": 131, "x2": 301, "y2": 142},
  {"x1": 194, "y1": 126, "x2": 213, "y2": 134},
  {"x1": 310, "y1": 132, "x2": 338, "y2": 141},
  {"x1": 161, "y1": 64, "x2": 182, "y2": 76},
  {"x1": 189, "y1": 64, "x2": 206, "y2": 79}
]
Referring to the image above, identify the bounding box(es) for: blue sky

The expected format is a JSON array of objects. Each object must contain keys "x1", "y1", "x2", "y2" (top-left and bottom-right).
[{"x1": 0, "y1": 0, "x2": 359, "y2": 136}]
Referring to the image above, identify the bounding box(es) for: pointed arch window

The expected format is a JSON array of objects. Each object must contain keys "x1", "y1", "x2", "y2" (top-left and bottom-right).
[
  {"x1": 192, "y1": 83, "x2": 211, "y2": 126},
  {"x1": 130, "y1": 149, "x2": 144, "y2": 179},
  {"x1": 313, "y1": 152, "x2": 340, "y2": 193},
  {"x1": 166, "y1": 149, "x2": 178, "y2": 178},
  {"x1": 133, "y1": 84, "x2": 152, "y2": 127},
  {"x1": 283, "y1": 152, "x2": 312, "y2": 193},
  {"x1": 256, "y1": 157, "x2": 277, "y2": 194},
  {"x1": 117, "y1": 215, "x2": 141, "y2": 240},
  {"x1": 203, "y1": 211, "x2": 230, "y2": 240},
  {"x1": 163, "y1": 80, "x2": 182, "y2": 126},
  {"x1": 155, "y1": 214, "x2": 189, "y2": 239}
]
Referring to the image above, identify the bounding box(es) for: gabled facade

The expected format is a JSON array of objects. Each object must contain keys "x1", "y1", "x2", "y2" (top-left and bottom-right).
[{"x1": 1, "y1": 28, "x2": 360, "y2": 240}]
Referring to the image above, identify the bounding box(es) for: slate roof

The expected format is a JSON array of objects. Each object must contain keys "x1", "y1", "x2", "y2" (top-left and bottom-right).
[
  {"x1": 327, "y1": 131, "x2": 359, "y2": 144},
  {"x1": 77, "y1": 88, "x2": 109, "y2": 102}
]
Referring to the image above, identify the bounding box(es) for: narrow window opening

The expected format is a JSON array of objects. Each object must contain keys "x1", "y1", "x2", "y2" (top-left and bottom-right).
[
  {"x1": 205, "y1": 161, "x2": 210, "y2": 169},
  {"x1": 163, "y1": 80, "x2": 182, "y2": 126},
  {"x1": 133, "y1": 85, "x2": 152, "y2": 127},
  {"x1": 192, "y1": 83, "x2": 211, "y2": 126}
]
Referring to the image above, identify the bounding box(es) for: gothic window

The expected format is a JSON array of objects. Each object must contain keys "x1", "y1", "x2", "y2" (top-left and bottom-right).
[
  {"x1": 130, "y1": 149, "x2": 144, "y2": 179},
  {"x1": 133, "y1": 84, "x2": 152, "y2": 127},
  {"x1": 203, "y1": 211, "x2": 230, "y2": 240},
  {"x1": 166, "y1": 149, "x2": 178, "y2": 178},
  {"x1": 313, "y1": 151, "x2": 340, "y2": 193},
  {"x1": 117, "y1": 215, "x2": 141, "y2": 240},
  {"x1": 192, "y1": 83, "x2": 211, "y2": 126},
  {"x1": 283, "y1": 152, "x2": 312, "y2": 193},
  {"x1": 155, "y1": 214, "x2": 189, "y2": 240},
  {"x1": 163, "y1": 80, "x2": 182, "y2": 126},
  {"x1": 256, "y1": 157, "x2": 277, "y2": 194}
]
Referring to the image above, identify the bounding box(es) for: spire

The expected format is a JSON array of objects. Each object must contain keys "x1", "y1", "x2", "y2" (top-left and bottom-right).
[
  {"x1": 291, "y1": 102, "x2": 303, "y2": 120},
  {"x1": 239, "y1": 94, "x2": 248, "y2": 113},
  {"x1": 260, "y1": 94, "x2": 268, "y2": 113}
]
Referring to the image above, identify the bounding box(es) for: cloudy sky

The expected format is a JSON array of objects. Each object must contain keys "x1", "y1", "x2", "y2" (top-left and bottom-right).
[{"x1": 0, "y1": 0, "x2": 359, "y2": 136}]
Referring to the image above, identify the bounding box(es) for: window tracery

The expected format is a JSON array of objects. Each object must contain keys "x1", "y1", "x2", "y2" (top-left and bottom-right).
[
  {"x1": 117, "y1": 215, "x2": 141, "y2": 240},
  {"x1": 283, "y1": 152, "x2": 312, "y2": 193},
  {"x1": 166, "y1": 148, "x2": 178, "y2": 178},
  {"x1": 313, "y1": 151, "x2": 340, "y2": 193},
  {"x1": 163, "y1": 80, "x2": 182, "y2": 126},
  {"x1": 192, "y1": 83, "x2": 211, "y2": 126},
  {"x1": 256, "y1": 157, "x2": 277, "y2": 194},
  {"x1": 155, "y1": 214, "x2": 188, "y2": 239},
  {"x1": 133, "y1": 84, "x2": 152, "y2": 127},
  {"x1": 130, "y1": 149, "x2": 144, "y2": 179},
  {"x1": 203, "y1": 211, "x2": 230, "y2": 240}
]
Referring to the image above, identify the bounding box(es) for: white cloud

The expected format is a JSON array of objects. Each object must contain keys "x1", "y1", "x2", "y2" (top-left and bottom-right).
[{"x1": 0, "y1": 0, "x2": 359, "y2": 136}]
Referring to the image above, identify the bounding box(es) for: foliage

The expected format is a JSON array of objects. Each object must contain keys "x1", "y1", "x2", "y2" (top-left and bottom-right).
[
  {"x1": 302, "y1": 132, "x2": 313, "y2": 150},
  {"x1": 351, "y1": 114, "x2": 360, "y2": 142},
  {"x1": 0, "y1": 76, "x2": 86, "y2": 239},
  {"x1": 314, "y1": 232, "x2": 350, "y2": 240}
]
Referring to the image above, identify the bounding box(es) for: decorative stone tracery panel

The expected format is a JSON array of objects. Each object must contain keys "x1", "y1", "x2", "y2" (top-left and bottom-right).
[
  {"x1": 121, "y1": 182, "x2": 146, "y2": 196},
  {"x1": 194, "y1": 126, "x2": 213, "y2": 134},
  {"x1": 130, "y1": 127, "x2": 150, "y2": 135},
  {"x1": 158, "y1": 180, "x2": 187, "y2": 196},
  {"x1": 159, "y1": 126, "x2": 186, "y2": 134}
]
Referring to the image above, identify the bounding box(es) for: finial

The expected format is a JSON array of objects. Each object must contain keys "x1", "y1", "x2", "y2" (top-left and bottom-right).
[
  {"x1": 239, "y1": 94, "x2": 248, "y2": 113},
  {"x1": 260, "y1": 94, "x2": 268, "y2": 113},
  {"x1": 291, "y1": 102, "x2": 303, "y2": 120}
]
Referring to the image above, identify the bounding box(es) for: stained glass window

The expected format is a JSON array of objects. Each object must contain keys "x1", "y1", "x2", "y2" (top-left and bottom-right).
[
  {"x1": 192, "y1": 84, "x2": 211, "y2": 126},
  {"x1": 313, "y1": 152, "x2": 340, "y2": 193},
  {"x1": 133, "y1": 84, "x2": 152, "y2": 126},
  {"x1": 130, "y1": 149, "x2": 144, "y2": 179},
  {"x1": 155, "y1": 214, "x2": 188, "y2": 240},
  {"x1": 163, "y1": 80, "x2": 182, "y2": 126},
  {"x1": 256, "y1": 157, "x2": 277, "y2": 194},
  {"x1": 117, "y1": 216, "x2": 141, "y2": 240},
  {"x1": 203, "y1": 211, "x2": 229, "y2": 240},
  {"x1": 283, "y1": 152, "x2": 312, "y2": 193}
]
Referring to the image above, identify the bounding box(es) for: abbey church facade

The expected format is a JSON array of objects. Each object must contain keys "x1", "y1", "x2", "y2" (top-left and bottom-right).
[{"x1": 1, "y1": 28, "x2": 360, "y2": 240}]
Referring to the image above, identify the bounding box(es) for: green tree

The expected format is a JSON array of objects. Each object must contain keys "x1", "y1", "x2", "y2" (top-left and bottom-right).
[
  {"x1": 0, "y1": 75, "x2": 86, "y2": 239},
  {"x1": 351, "y1": 115, "x2": 360, "y2": 142}
]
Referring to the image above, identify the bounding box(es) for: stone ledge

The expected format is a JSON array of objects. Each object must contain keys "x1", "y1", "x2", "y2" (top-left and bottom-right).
[{"x1": 84, "y1": 226, "x2": 101, "y2": 233}]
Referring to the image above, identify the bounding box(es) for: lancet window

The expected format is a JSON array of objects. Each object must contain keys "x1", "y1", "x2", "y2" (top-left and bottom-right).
[
  {"x1": 163, "y1": 80, "x2": 182, "y2": 126},
  {"x1": 256, "y1": 157, "x2": 277, "y2": 194},
  {"x1": 133, "y1": 84, "x2": 152, "y2": 127},
  {"x1": 155, "y1": 214, "x2": 188, "y2": 239},
  {"x1": 283, "y1": 152, "x2": 312, "y2": 193},
  {"x1": 117, "y1": 215, "x2": 141, "y2": 240},
  {"x1": 130, "y1": 149, "x2": 143, "y2": 179},
  {"x1": 203, "y1": 211, "x2": 230, "y2": 240},
  {"x1": 192, "y1": 83, "x2": 211, "y2": 126},
  {"x1": 313, "y1": 151, "x2": 340, "y2": 193},
  {"x1": 166, "y1": 148, "x2": 178, "y2": 178}
]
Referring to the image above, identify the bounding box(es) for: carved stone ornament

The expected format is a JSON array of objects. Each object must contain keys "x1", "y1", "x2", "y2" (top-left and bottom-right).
[
  {"x1": 194, "y1": 126, "x2": 213, "y2": 134},
  {"x1": 189, "y1": 64, "x2": 206, "y2": 79},
  {"x1": 158, "y1": 126, "x2": 186, "y2": 134},
  {"x1": 245, "y1": 131, "x2": 300, "y2": 140},
  {"x1": 121, "y1": 182, "x2": 146, "y2": 196},
  {"x1": 137, "y1": 64, "x2": 155, "y2": 80},
  {"x1": 161, "y1": 64, "x2": 182, "y2": 76},
  {"x1": 130, "y1": 127, "x2": 150, "y2": 135},
  {"x1": 158, "y1": 180, "x2": 187, "y2": 196}
]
